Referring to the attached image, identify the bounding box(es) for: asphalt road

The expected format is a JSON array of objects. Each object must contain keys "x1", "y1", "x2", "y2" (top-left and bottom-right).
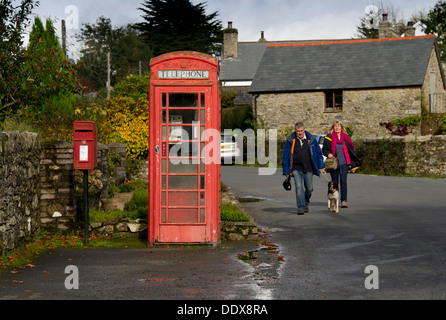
[
  {"x1": 1, "y1": 166, "x2": 445, "y2": 301},
  {"x1": 221, "y1": 166, "x2": 446, "y2": 300}
]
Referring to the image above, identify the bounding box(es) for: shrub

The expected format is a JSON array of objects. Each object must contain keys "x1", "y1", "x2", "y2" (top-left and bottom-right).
[
  {"x1": 99, "y1": 95, "x2": 149, "y2": 161},
  {"x1": 441, "y1": 116, "x2": 446, "y2": 135}
]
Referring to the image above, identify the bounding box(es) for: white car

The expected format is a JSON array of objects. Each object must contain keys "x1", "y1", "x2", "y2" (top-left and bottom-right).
[{"x1": 220, "y1": 133, "x2": 242, "y2": 164}]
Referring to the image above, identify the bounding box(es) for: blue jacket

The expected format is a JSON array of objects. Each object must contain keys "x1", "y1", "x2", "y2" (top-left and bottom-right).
[{"x1": 282, "y1": 131, "x2": 325, "y2": 177}]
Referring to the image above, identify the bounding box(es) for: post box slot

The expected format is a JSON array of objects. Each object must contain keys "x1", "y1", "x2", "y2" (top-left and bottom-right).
[{"x1": 74, "y1": 131, "x2": 94, "y2": 140}]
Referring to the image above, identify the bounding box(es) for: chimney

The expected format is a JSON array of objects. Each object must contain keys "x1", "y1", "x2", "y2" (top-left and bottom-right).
[
  {"x1": 258, "y1": 31, "x2": 267, "y2": 43},
  {"x1": 405, "y1": 21, "x2": 416, "y2": 37},
  {"x1": 223, "y1": 21, "x2": 238, "y2": 59},
  {"x1": 378, "y1": 13, "x2": 397, "y2": 38}
]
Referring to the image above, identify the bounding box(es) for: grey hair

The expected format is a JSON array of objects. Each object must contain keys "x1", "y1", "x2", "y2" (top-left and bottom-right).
[{"x1": 294, "y1": 122, "x2": 305, "y2": 129}]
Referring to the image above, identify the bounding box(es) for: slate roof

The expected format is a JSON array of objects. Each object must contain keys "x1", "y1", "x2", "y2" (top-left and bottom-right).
[
  {"x1": 220, "y1": 42, "x2": 267, "y2": 81},
  {"x1": 249, "y1": 35, "x2": 441, "y2": 93}
]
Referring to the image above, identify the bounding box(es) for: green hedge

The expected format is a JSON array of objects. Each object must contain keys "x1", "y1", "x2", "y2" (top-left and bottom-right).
[{"x1": 221, "y1": 105, "x2": 253, "y2": 131}]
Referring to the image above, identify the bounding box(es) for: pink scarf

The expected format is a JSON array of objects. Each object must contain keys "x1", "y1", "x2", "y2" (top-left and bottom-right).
[{"x1": 331, "y1": 132, "x2": 355, "y2": 165}]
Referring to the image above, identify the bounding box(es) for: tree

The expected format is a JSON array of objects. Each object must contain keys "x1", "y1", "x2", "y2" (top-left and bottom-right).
[
  {"x1": 136, "y1": 0, "x2": 223, "y2": 56},
  {"x1": 0, "y1": 0, "x2": 39, "y2": 118},
  {"x1": 420, "y1": 1, "x2": 446, "y2": 61},
  {"x1": 76, "y1": 16, "x2": 152, "y2": 92},
  {"x1": 355, "y1": 2, "x2": 417, "y2": 39},
  {"x1": 22, "y1": 16, "x2": 84, "y2": 134}
]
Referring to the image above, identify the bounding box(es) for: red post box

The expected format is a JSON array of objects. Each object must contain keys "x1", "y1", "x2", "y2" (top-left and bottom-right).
[
  {"x1": 148, "y1": 51, "x2": 221, "y2": 245},
  {"x1": 73, "y1": 121, "x2": 97, "y2": 170}
]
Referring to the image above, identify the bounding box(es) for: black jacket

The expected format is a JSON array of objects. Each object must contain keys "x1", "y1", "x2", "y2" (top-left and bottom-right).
[{"x1": 322, "y1": 134, "x2": 361, "y2": 172}]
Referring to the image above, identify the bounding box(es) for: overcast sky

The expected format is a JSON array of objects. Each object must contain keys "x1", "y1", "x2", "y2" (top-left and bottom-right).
[{"x1": 31, "y1": 0, "x2": 440, "y2": 58}]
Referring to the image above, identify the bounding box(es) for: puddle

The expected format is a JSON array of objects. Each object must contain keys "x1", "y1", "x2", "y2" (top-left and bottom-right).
[
  {"x1": 237, "y1": 197, "x2": 266, "y2": 203},
  {"x1": 238, "y1": 230, "x2": 283, "y2": 282}
]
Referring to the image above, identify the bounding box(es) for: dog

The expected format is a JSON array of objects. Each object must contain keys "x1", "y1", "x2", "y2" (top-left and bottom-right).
[{"x1": 327, "y1": 181, "x2": 340, "y2": 214}]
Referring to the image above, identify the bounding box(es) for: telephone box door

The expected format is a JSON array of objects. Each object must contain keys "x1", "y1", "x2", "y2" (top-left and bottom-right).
[{"x1": 148, "y1": 52, "x2": 221, "y2": 245}]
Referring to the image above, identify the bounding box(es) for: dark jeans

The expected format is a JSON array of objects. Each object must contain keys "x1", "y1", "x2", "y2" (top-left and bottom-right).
[{"x1": 330, "y1": 164, "x2": 348, "y2": 202}]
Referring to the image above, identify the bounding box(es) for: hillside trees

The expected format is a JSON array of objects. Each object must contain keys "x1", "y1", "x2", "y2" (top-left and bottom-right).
[{"x1": 76, "y1": 16, "x2": 152, "y2": 92}]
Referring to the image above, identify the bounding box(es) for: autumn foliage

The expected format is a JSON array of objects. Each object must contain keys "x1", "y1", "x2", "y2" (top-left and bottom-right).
[{"x1": 99, "y1": 95, "x2": 149, "y2": 160}]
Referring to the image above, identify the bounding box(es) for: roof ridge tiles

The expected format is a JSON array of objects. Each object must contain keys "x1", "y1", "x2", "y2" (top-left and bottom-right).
[{"x1": 267, "y1": 34, "x2": 436, "y2": 48}]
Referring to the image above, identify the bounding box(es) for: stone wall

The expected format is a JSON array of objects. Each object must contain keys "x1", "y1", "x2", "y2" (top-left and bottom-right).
[
  {"x1": 40, "y1": 141, "x2": 127, "y2": 233},
  {"x1": 0, "y1": 132, "x2": 41, "y2": 255},
  {"x1": 40, "y1": 141, "x2": 76, "y2": 233},
  {"x1": 358, "y1": 135, "x2": 446, "y2": 177}
]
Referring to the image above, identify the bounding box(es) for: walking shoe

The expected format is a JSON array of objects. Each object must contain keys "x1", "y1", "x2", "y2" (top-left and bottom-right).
[
  {"x1": 304, "y1": 206, "x2": 309, "y2": 213},
  {"x1": 342, "y1": 201, "x2": 348, "y2": 208},
  {"x1": 297, "y1": 210, "x2": 304, "y2": 215}
]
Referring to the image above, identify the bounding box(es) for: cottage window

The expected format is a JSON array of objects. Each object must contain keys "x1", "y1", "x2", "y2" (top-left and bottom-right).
[{"x1": 325, "y1": 91, "x2": 343, "y2": 111}]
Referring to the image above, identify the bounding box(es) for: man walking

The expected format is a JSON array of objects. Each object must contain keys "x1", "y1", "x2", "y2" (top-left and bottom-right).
[{"x1": 282, "y1": 122, "x2": 325, "y2": 215}]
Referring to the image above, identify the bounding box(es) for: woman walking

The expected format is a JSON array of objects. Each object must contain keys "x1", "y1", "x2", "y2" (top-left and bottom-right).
[{"x1": 322, "y1": 121, "x2": 360, "y2": 208}]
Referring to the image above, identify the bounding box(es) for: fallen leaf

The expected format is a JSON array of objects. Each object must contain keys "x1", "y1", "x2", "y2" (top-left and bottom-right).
[{"x1": 13, "y1": 280, "x2": 23, "y2": 284}]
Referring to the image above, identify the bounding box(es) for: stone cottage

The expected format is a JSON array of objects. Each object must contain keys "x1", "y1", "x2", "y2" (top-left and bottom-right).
[
  {"x1": 249, "y1": 34, "x2": 446, "y2": 137},
  {"x1": 221, "y1": 19, "x2": 446, "y2": 138}
]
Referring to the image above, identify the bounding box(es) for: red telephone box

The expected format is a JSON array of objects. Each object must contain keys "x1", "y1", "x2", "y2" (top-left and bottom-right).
[
  {"x1": 148, "y1": 51, "x2": 221, "y2": 245},
  {"x1": 74, "y1": 121, "x2": 97, "y2": 170}
]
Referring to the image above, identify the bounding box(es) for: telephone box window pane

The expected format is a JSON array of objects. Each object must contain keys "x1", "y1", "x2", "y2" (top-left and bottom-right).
[
  {"x1": 162, "y1": 176, "x2": 166, "y2": 189},
  {"x1": 162, "y1": 159, "x2": 167, "y2": 173},
  {"x1": 200, "y1": 110, "x2": 205, "y2": 124},
  {"x1": 169, "y1": 163, "x2": 198, "y2": 174},
  {"x1": 168, "y1": 192, "x2": 198, "y2": 206},
  {"x1": 162, "y1": 93, "x2": 167, "y2": 108},
  {"x1": 162, "y1": 126, "x2": 167, "y2": 140},
  {"x1": 169, "y1": 93, "x2": 199, "y2": 108},
  {"x1": 168, "y1": 208, "x2": 198, "y2": 223},
  {"x1": 161, "y1": 192, "x2": 166, "y2": 206},
  {"x1": 169, "y1": 176, "x2": 198, "y2": 190},
  {"x1": 161, "y1": 209, "x2": 166, "y2": 223},
  {"x1": 200, "y1": 159, "x2": 205, "y2": 173},
  {"x1": 201, "y1": 93, "x2": 205, "y2": 108},
  {"x1": 200, "y1": 175, "x2": 205, "y2": 190},
  {"x1": 200, "y1": 192, "x2": 205, "y2": 206},
  {"x1": 200, "y1": 209, "x2": 205, "y2": 223}
]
